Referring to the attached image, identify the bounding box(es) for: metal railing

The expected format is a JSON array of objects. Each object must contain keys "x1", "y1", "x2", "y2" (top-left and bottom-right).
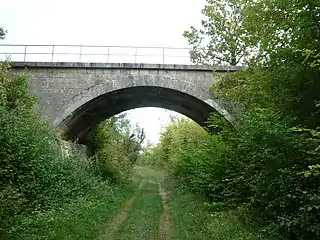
[{"x1": 0, "y1": 44, "x2": 194, "y2": 65}]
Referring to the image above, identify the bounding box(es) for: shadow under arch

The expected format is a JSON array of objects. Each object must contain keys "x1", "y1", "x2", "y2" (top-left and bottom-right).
[{"x1": 57, "y1": 86, "x2": 229, "y2": 143}]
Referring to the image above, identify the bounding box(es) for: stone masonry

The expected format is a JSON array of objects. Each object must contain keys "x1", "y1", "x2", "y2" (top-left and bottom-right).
[{"x1": 10, "y1": 62, "x2": 243, "y2": 142}]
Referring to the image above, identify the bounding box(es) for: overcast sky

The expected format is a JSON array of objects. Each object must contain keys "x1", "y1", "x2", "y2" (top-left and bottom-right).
[{"x1": 0, "y1": 0, "x2": 206, "y2": 144}]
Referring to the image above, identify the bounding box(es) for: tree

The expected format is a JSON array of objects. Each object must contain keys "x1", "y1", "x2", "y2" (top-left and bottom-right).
[
  {"x1": 180, "y1": 1, "x2": 320, "y2": 238},
  {"x1": 212, "y1": 0, "x2": 320, "y2": 127},
  {"x1": 0, "y1": 27, "x2": 6, "y2": 40},
  {"x1": 183, "y1": 0, "x2": 252, "y2": 66},
  {"x1": 242, "y1": 0, "x2": 320, "y2": 56},
  {"x1": 87, "y1": 114, "x2": 147, "y2": 181}
]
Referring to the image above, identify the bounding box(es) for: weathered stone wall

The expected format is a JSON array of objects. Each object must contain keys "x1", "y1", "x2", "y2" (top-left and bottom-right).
[
  {"x1": 11, "y1": 62, "x2": 242, "y2": 124},
  {"x1": 60, "y1": 139, "x2": 89, "y2": 162},
  {"x1": 10, "y1": 62, "x2": 243, "y2": 142}
]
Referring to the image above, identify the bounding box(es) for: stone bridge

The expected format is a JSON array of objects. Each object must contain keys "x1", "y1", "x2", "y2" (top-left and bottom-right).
[{"x1": 10, "y1": 62, "x2": 242, "y2": 142}]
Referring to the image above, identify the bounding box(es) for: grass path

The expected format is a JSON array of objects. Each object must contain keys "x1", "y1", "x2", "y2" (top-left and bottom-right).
[
  {"x1": 97, "y1": 197, "x2": 136, "y2": 240},
  {"x1": 98, "y1": 166, "x2": 171, "y2": 240},
  {"x1": 158, "y1": 183, "x2": 174, "y2": 240},
  {"x1": 97, "y1": 166, "x2": 267, "y2": 240}
]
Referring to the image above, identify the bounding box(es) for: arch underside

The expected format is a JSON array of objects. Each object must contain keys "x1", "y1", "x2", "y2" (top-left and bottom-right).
[{"x1": 57, "y1": 86, "x2": 217, "y2": 143}]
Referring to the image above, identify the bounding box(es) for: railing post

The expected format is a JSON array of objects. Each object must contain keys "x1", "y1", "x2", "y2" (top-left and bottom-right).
[
  {"x1": 24, "y1": 45, "x2": 27, "y2": 62},
  {"x1": 162, "y1": 48, "x2": 165, "y2": 64},
  {"x1": 134, "y1": 48, "x2": 137, "y2": 64},
  {"x1": 79, "y1": 45, "x2": 82, "y2": 61},
  {"x1": 107, "y1": 47, "x2": 110, "y2": 63},
  {"x1": 51, "y1": 45, "x2": 55, "y2": 62}
]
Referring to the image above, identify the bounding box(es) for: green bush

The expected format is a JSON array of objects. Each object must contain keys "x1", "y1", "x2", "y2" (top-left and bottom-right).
[
  {"x1": 144, "y1": 107, "x2": 319, "y2": 239},
  {"x1": 1, "y1": 64, "x2": 88, "y2": 234},
  {"x1": 0, "y1": 62, "x2": 135, "y2": 238},
  {"x1": 158, "y1": 1, "x2": 320, "y2": 237},
  {"x1": 87, "y1": 115, "x2": 145, "y2": 182},
  {"x1": 6, "y1": 182, "x2": 132, "y2": 240}
]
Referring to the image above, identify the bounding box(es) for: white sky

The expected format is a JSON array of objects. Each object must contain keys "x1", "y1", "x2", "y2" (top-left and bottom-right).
[
  {"x1": 0, "y1": 0, "x2": 205, "y2": 144},
  {"x1": 124, "y1": 107, "x2": 184, "y2": 145}
]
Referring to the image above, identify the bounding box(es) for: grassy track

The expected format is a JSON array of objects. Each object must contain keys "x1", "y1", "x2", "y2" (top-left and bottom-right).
[
  {"x1": 97, "y1": 166, "x2": 270, "y2": 240},
  {"x1": 109, "y1": 166, "x2": 166, "y2": 240}
]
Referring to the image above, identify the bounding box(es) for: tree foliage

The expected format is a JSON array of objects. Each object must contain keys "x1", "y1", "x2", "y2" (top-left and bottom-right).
[
  {"x1": 183, "y1": 0, "x2": 253, "y2": 65},
  {"x1": 142, "y1": 0, "x2": 320, "y2": 239},
  {"x1": 0, "y1": 26, "x2": 6, "y2": 40},
  {"x1": 242, "y1": 0, "x2": 320, "y2": 55},
  {"x1": 87, "y1": 114, "x2": 145, "y2": 182},
  {"x1": 0, "y1": 62, "x2": 94, "y2": 235},
  {"x1": 144, "y1": 111, "x2": 319, "y2": 238},
  {"x1": 0, "y1": 62, "x2": 137, "y2": 238}
]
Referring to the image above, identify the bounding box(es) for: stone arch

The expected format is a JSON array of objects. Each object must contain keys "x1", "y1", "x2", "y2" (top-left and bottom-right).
[
  {"x1": 56, "y1": 85, "x2": 232, "y2": 143},
  {"x1": 9, "y1": 62, "x2": 239, "y2": 143},
  {"x1": 22, "y1": 67, "x2": 233, "y2": 143}
]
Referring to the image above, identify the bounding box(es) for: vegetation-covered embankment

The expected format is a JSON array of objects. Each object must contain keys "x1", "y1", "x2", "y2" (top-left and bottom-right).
[
  {"x1": 0, "y1": 60, "x2": 145, "y2": 239},
  {"x1": 139, "y1": 0, "x2": 320, "y2": 239}
]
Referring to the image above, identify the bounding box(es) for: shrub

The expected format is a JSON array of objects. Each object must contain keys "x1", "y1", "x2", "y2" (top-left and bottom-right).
[
  {"x1": 87, "y1": 115, "x2": 145, "y2": 182},
  {"x1": 145, "y1": 108, "x2": 319, "y2": 238},
  {"x1": 0, "y1": 62, "x2": 130, "y2": 238}
]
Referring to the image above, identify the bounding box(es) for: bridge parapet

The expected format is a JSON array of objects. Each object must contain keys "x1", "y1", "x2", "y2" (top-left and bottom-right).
[
  {"x1": 0, "y1": 44, "x2": 195, "y2": 65},
  {"x1": 10, "y1": 61, "x2": 244, "y2": 72},
  {"x1": 1, "y1": 44, "x2": 246, "y2": 70}
]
